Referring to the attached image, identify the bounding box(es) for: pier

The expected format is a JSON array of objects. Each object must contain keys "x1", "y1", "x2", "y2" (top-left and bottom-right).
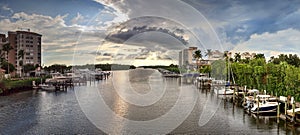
[{"x1": 193, "y1": 77, "x2": 300, "y2": 125}]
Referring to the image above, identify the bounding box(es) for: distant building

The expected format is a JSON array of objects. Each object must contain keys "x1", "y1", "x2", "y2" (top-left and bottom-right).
[
  {"x1": 179, "y1": 47, "x2": 197, "y2": 69},
  {"x1": 4, "y1": 30, "x2": 42, "y2": 76},
  {"x1": 207, "y1": 50, "x2": 224, "y2": 61},
  {"x1": 225, "y1": 51, "x2": 256, "y2": 60},
  {"x1": 241, "y1": 52, "x2": 256, "y2": 59}
]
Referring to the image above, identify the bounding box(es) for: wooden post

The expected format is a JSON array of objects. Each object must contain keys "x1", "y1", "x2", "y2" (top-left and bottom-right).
[
  {"x1": 292, "y1": 97, "x2": 295, "y2": 122},
  {"x1": 89, "y1": 75, "x2": 91, "y2": 85},
  {"x1": 243, "y1": 86, "x2": 246, "y2": 105},
  {"x1": 277, "y1": 102, "x2": 280, "y2": 118},
  {"x1": 257, "y1": 96, "x2": 260, "y2": 115},
  {"x1": 233, "y1": 86, "x2": 236, "y2": 103},
  {"x1": 285, "y1": 100, "x2": 287, "y2": 116}
]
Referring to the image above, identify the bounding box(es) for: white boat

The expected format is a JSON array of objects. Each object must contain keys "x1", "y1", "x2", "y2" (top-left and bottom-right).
[
  {"x1": 287, "y1": 108, "x2": 300, "y2": 116},
  {"x1": 211, "y1": 80, "x2": 227, "y2": 86},
  {"x1": 39, "y1": 78, "x2": 56, "y2": 91},
  {"x1": 247, "y1": 89, "x2": 259, "y2": 95},
  {"x1": 214, "y1": 87, "x2": 234, "y2": 95},
  {"x1": 39, "y1": 84, "x2": 55, "y2": 91},
  {"x1": 250, "y1": 95, "x2": 278, "y2": 114}
]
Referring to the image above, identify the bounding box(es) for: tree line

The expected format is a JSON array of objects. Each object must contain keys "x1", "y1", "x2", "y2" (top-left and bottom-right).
[{"x1": 193, "y1": 49, "x2": 300, "y2": 101}]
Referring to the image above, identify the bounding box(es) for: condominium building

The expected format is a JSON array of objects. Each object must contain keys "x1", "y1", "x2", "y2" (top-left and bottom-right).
[
  {"x1": 6, "y1": 30, "x2": 42, "y2": 75},
  {"x1": 178, "y1": 47, "x2": 197, "y2": 69}
]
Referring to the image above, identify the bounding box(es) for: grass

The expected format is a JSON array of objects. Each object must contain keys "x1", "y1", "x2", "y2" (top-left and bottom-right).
[{"x1": 0, "y1": 77, "x2": 47, "y2": 95}]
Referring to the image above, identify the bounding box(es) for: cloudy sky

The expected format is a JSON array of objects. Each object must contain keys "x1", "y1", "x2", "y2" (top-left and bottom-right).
[{"x1": 0, "y1": 0, "x2": 299, "y2": 66}]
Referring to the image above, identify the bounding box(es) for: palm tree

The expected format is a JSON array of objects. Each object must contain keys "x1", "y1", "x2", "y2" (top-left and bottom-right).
[
  {"x1": 223, "y1": 51, "x2": 229, "y2": 60},
  {"x1": 193, "y1": 49, "x2": 202, "y2": 71},
  {"x1": 234, "y1": 53, "x2": 241, "y2": 62},
  {"x1": 2, "y1": 43, "x2": 13, "y2": 74},
  {"x1": 193, "y1": 50, "x2": 202, "y2": 61},
  {"x1": 205, "y1": 49, "x2": 213, "y2": 58},
  {"x1": 0, "y1": 49, "x2": 5, "y2": 63},
  {"x1": 254, "y1": 53, "x2": 265, "y2": 59},
  {"x1": 18, "y1": 50, "x2": 24, "y2": 77}
]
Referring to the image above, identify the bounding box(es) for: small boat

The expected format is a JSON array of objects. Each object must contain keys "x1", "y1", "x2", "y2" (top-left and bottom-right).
[
  {"x1": 214, "y1": 87, "x2": 234, "y2": 95},
  {"x1": 211, "y1": 80, "x2": 227, "y2": 87},
  {"x1": 287, "y1": 108, "x2": 300, "y2": 116},
  {"x1": 39, "y1": 84, "x2": 55, "y2": 91},
  {"x1": 39, "y1": 78, "x2": 56, "y2": 91},
  {"x1": 250, "y1": 95, "x2": 278, "y2": 114},
  {"x1": 247, "y1": 89, "x2": 259, "y2": 95}
]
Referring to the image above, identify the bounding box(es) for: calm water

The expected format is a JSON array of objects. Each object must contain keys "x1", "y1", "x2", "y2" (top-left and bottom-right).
[{"x1": 0, "y1": 69, "x2": 299, "y2": 134}]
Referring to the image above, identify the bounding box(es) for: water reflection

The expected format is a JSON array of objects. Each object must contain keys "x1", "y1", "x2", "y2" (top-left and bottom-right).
[{"x1": 0, "y1": 69, "x2": 300, "y2": 134}]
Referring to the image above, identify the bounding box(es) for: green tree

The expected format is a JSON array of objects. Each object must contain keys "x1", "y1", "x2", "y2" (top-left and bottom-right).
[
  {"x1": 193, "y1": 49, "x2": 202, "y2": 72},
  {"x1": 211, "y1": 60, "x2": 226, "y2": 80},
  {"x1": 23, "y1": 64, "x2": 36, "y2": 74},
  {"x1": 2, "y1": 43, "x2": 13, "y2": 74},
  {"x1": 234, "y1": 53, "x2": 241, "y2": 62},
  {"x1": 254, "y1": 53, "x2": 265, "y2": 59},
  {"x1": 193, "y1": 50, "x2": 202, "y2": 60},
  {"x1": 18, "y1": 50, "x2": 24, "y2": 77},
  {"x1": 1, "y1": 61, "x2": 15, "y2": 74},
  {"x1": 205, "y1": 49, "x2": 213, "y2": 58}
]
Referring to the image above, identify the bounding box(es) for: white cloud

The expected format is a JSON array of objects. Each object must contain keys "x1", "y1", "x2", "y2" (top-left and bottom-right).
[
  {"x1": 1, "y1": 5, "x2": 13, "y2": 13},
  {"x1": 232, "y1": 28, "x2": 300, "y2": 58},
  {"x1": 71, "y1": 12, "x2": 85, "y2": 25},
  {"x1": 0, "y1": 12, "x2": 110, "y2": 66},
  {"x1": 93, "y1": 0, "x2": 128, "y2": 25}
]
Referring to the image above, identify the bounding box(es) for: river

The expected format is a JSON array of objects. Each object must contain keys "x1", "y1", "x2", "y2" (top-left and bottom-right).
[{"x1": 0, "y1": 69, "x2": 299, "y2": 134}]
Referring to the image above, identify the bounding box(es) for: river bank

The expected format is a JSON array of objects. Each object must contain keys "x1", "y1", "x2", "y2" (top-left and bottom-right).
[
  {"x1": 0, "y1": 77, "x2": 45, "y2": 96},
  {"x1": 1, "y1": 69, "x2": 299, "y2": 134}
]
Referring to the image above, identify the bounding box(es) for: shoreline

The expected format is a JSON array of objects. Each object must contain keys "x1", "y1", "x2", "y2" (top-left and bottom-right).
[
  {"x1": 0, "y1": 86, "x2": 35, "y2": 96},
  {"x1": 0, "y1": 77, "x2": 45, "y2": 96}
]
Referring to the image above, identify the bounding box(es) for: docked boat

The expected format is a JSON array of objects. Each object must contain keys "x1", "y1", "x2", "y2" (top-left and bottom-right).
[
  {"x1": 287, "y1": 108, "x2": 300, "y2": 116},
  {"x1": 39, "y1": 78, "x2": 56, "y2": 91},
  {"x1": 250, "y1": 95, "x2": 278, "y2": 114},
  {"x1": 214, "y1": 87, "x2": 234, "y2": 95},
  {"x1": 39, "y1": 83, "x2": 55, "y2": 91}
]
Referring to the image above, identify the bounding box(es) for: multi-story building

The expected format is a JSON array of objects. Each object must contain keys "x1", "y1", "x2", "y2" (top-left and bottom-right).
[
  {"x1": 241, "y1": 52, "x2": 256, "y2": 59},
  {"x1": 207, "y1": 50, "x2": 224, "y2": 61},
  {"x1": 179, "y1": 47, "x2": 197, "y2": 69},
  {"x1": 6, "y1": 30, "x2": 42, "y2": 75}
]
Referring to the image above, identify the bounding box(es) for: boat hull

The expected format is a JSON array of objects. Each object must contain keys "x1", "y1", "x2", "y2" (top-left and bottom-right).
[
  {"x1": 251, "y1": 104, "x2": 278, "y2": 114},
  {"x1": 39, "y1": 84, "x2": 56, "y2": 91}
]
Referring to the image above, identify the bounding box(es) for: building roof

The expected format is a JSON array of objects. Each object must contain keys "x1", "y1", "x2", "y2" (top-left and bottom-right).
[{"x1": 9, "y1": 31, "x2": 42, "y2": 36}]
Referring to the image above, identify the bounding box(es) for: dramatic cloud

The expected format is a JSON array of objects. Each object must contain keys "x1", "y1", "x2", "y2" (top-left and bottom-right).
[
  {"x1": 71, "y1": 12, "x2": 85, "y2": 25},
  {"x1": 0, "y1": 12, "x2": 110, "y2": 66},
  {"x1": 183, "y1": 0, "x2": 300, "y2": 45},
  {"x1": 233, "y1": 28, "x2": 300, "y2": 58},
  {"x1": 1, "y1": 0, "x2": 300, "y2": 66}
]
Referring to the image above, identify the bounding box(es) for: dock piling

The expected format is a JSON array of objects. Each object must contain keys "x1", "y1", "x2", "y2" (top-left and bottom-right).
[
  {"x1": 257, "y1": 96, "x2": 260, "y2": 115},
  {"x1": 292, "y1": 97, "x2": 295, "y2": 122}
]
